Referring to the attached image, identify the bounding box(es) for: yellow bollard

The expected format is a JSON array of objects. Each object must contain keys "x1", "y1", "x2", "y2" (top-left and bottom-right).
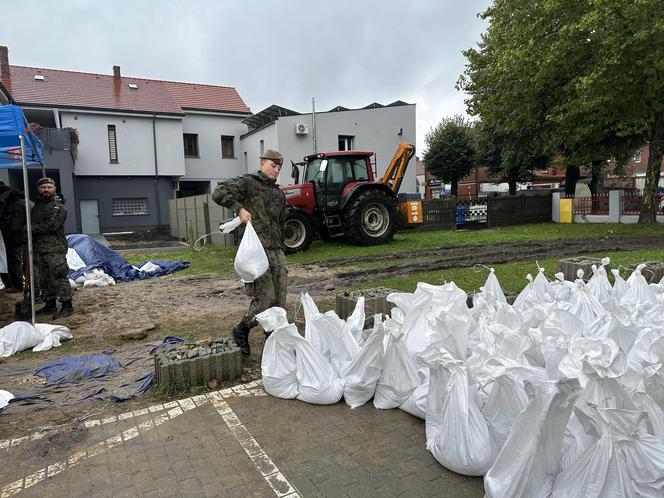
[{"x1": 560, "y1": 198, "x2": 573, "y2": 223}]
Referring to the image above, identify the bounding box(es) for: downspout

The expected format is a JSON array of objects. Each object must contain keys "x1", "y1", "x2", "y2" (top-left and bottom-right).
[{"x1": 152, "y1": 114, "x2": 162, "y2": 225}]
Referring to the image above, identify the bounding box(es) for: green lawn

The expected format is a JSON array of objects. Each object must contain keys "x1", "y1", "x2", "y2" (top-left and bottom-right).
[{"x1": 121, "y1": 223, "x2": 664, "y2": 292}]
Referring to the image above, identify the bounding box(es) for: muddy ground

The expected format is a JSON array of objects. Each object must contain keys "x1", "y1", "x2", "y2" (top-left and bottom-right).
[{"x1": 1, "y1": 234, "x2": 663, "y2": 438}]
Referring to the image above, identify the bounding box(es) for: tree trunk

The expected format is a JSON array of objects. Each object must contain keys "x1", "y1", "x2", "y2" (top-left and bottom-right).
[
  {"x1": 639, "y1": 112, "x2": 664, "y2": 223},
  {"x1": 589, "y1": 160, "x2": 603, "y2": 196},
  {"x1": 564, "y1": 165, "x2": 580, "y2": 196},
  {"x1": 450, "y1": 179, "x2": 458, "y2": 196},
  {"x1": 508, "y1": 180, "x2": 517, "y2": 196}
]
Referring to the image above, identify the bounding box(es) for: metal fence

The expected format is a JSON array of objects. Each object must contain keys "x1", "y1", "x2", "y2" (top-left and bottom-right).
[
  {"x1": 168, "y1": 194, "x2": 236, "y2": 247},
  {"x1": 572, "y1": 194, "x2": 609, "y2": 215},
  {"x1": 487, "y1": 192, "x2": 552, "y2": 227},
  {"x1": 420, "y1": 198, "x2": 457, "y2": 230},
  {"x1": 621, "y1": 194, "x2": 642, "y2": 215}
]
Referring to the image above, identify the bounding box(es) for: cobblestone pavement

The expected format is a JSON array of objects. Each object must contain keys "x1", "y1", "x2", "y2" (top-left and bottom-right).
[{"x1": 0, "y1": 382, "x2": 484, "y2": 498}]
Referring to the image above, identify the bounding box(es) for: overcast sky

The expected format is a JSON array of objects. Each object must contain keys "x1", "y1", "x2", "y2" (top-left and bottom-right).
[{"x1": 2, "y1": 0, "x2": 490, "y2": 154}]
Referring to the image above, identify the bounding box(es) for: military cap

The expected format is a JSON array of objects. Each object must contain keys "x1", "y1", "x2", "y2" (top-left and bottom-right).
[
  {"x1": 260, "y1": 149, "x2": 283, "y2": 163},
  {"x1": 37, "y1": 177, "x2": 56, "y2": 187}
]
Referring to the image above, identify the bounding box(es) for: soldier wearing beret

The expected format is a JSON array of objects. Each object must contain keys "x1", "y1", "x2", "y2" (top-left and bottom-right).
[
  {"x1": 31, "y1": 177, "x2": 73, "y2": 318},
  {"x1": 212, "y1": 149, "x2": 287, "y2": 358}
]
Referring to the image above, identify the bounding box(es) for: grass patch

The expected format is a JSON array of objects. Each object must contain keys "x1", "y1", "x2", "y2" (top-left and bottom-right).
[
  {"x1": 124, "y1": 223, "x2": 664, "y2": 276},
  {"x1": 364, "y1": 249, "x2": 664, "y2": 296}
]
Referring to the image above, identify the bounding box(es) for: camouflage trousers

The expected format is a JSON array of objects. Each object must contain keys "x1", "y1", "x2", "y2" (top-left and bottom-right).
[
  {"x1": 36, "y1": 252, "x2": 72, "y2": 303},
  {"x1": 242, "y1": 249, "x2": 287, "y2": 329}
]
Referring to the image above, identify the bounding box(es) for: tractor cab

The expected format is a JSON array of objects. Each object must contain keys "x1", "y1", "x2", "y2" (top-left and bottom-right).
[{"x1": 281, "y1": 144, "x2": 415, "y2": 253}]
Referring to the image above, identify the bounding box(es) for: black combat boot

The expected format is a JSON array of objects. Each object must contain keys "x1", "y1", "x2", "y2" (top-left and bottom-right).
[
  {"x1": 233, "y1": 322, "x2": 251, "y2": 358},
  {"x1": 36, "y1": 299, "x2": 57, "y2": 314},
  {"x1": 53, "y1": 300, "x2": 74, "y2": 319}
]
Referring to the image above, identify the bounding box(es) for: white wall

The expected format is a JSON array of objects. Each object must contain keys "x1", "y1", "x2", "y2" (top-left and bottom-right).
[
  {"x1": 179, "y1": 112, "x2": 248, "y2": 182},
  {"x1": 276, "y1": 105, "x2": 417, "y2": 192},
  {"x1": 60, "y1": 112, "x2": 185, "y2": 176},
  {"x1": 241, "y1": 122, "x2": 279, "y2": 176}
]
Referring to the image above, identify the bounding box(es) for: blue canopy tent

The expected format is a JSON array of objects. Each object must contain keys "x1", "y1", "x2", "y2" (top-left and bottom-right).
[{"x1": 0, "y1": 104, "x2": 46, "y2": 324}]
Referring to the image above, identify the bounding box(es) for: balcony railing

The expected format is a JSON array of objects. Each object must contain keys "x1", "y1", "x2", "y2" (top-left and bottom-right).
[{"x1": 38, "y1": 127, "x2": 72, "y2": 151}]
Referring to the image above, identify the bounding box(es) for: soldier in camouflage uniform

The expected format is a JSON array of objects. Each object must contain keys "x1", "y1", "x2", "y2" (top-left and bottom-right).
[
  {"x1": 31, "y1": 177, "x2": 73, "y2": 319},
  {"x1": 212, "y1": 149, "x2": 287, "y2": 358}
]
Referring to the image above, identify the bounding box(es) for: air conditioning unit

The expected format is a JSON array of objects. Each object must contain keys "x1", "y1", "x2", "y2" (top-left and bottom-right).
[{"x1": 295, "y1": 123, "x2": 309, "y2": 135}]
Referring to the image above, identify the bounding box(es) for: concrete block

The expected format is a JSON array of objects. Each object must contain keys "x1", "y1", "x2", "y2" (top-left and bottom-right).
[
  {"x1": 557, "y1": 257, "x2": 605, "y2": 282},
  {"x1": 154, "y1": 346, "x2": 242, "y2": 393}
]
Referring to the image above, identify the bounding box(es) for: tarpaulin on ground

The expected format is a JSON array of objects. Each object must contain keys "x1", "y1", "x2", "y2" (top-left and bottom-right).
[
  {"x1": 66, "y1": 234, "x2": 189, "y2": 282},
  {"x1": 0, "y1": 337, "x2": 185, "y2": 412}
]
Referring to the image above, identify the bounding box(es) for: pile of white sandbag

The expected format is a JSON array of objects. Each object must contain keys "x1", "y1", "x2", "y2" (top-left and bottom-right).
[{"x1": 260, "y1": 259, "x2": 664, "y2": 496}]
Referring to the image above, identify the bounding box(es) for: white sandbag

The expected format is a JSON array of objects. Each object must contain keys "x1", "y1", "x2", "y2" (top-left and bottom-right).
[
  {"x1": 482, "y1": 372, "x2": 530, "y2": 449},
  {"x1": 139, "y1": 262, "x2": 161, "y2": 273},
  {"x1": 75, "y1": 268, "x2": 116, "y2": 287},
  {"x1": 305, "y1": 310, "x2": 360, "y2": 377},
  {"x1": 233, "y1": 222, "x2": 269, "y2": 283},
  {"x1": 344, "y1": 296, "x2": 366, "y2": 346},
  {"x1": 513, "y1": 273, "x2": 534, "y2": 310},
  {"x1": 610, "y1": 269, "x2": 630, "y2": 302},
  {"x1": 552, "y1": 404, "x2": 664, "y2": 498},
  {"x1": 621, "y1": 267, "x2": 659, "y2": 308},
  {"x1": 66, "y1": 247, "x2": 86, "y2": 271},
  {"x1": 481, "y1": 268, "x2": 507, "y2": 305},
  {"x1": 300, "y1": 291, "x2": 320, "y2": 339},
  {"x1": 260, "y1": 322, "x2": 299, "y2": 399},
  {"x1": 586, "y1": 259, "x2": 613, "y2": 305},
  {"x1": 484, "y1": 378, "x2": 581, "y2": 498},
  {"x1": 256, "y1": 307, "x2": 289, "y2": 332},
  {"x1": 0, "y1": 390, "x2": 13, "y2": 410},
  {"x1": 566, "y1": 279, "x2": 606, "y2": 328},
  {"x1": 420, "y1": 342, "x2": 497, "y2": 476},
  {"x1": 0, "y1": 322, "x2": 72, "y2": 357},
  {"x1": 343, "y1": 315, "x2": 386, "y2": 408},
  {"x1": 374, "y1": 323, "x2": 420, "y2": 410},
  {"x1": 293, "y1": 334, "x2": 344, "y2": 405}
]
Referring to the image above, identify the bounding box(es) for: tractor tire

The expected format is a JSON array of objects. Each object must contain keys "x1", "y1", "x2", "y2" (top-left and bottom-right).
[
  {"x1": 283, "y1": 210, "x2": 314, "y2": 254},
  {"x1": 343, "y1": 189, "x2": 397, "y2": 246}
]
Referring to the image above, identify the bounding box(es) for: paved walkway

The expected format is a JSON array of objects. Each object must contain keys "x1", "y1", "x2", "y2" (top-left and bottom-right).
[{"x1": 0, "y1": 382, "x2": 484, "y2": 497}]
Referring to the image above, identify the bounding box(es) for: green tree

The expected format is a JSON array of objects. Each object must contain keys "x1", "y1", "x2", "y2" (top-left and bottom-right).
[
  {"x1": 459, "y1": 0, "x2": 664, "y2": 220},
  {"x1": 424, "y1": 116, "x2": 476, "y2": 196}
]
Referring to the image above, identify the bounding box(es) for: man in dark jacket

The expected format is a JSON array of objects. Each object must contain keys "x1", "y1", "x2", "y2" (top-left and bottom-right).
[
  {"x1": 212, "y1": 149, "x2": 287, "y2": 358},
  {"x1": 31, "y1": 177, "x2": 73, "y2": 318},
  {"x1": 0, "y1": 185, "x2": 26, "y2": 291}
]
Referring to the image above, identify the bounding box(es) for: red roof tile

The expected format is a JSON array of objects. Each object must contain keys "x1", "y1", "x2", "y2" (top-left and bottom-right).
[
  {"x1": 1, "y1": 65, "x2": 250, "y2": 115},
  {"x1": 162, "y1": 81, "x2": 250, "y2": 114}
]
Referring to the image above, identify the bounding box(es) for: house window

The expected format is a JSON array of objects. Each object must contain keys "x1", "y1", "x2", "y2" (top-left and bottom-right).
[
  {"x1": 634, "y1": 151, "x2": 642, "y2": 163},
  {"x1": 338, "y1": 135, "x2": 354, "y2": 151},
  {"x1": 112, "y1": 198, "x2": 149, "y2": 216},
  {"x1": 259, "y1": 140, "x2": 265, "y2": 156},
  {"x1": 107, "y1": 125, "x2": 118, "y2": 163},
  {"x1": 183, "y1": 134, "x2": 199, "y2": 157},
  {"x1": 221, "y1": 136, "x2": 235, "y2": 158}
]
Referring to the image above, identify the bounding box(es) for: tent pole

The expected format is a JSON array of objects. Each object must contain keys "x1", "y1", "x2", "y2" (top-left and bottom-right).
[{"x1": 19, "y1": 135, "x2": 36, "y2": 325}]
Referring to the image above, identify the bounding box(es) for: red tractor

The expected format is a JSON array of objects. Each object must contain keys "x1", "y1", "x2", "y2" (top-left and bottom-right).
[{"x1": 282, "y1": 143, "x2": 416, "y2": 253}]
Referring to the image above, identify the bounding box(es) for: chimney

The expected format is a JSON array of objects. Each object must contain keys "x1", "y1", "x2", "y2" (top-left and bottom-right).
[
  {"x1": 113, "y1": 65, "x2": 121, "y2": 80},
  {"x1": 0, "y1": 46, "x2": 9, "y2": 79}
]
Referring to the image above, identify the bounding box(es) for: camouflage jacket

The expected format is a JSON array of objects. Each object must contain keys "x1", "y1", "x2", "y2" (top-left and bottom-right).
[
  {"x1": 212, "y1": 171, "x2": 286, "y2": 250},
  {"x1": 31, "y1": 196, "x2": 68, "y2": 254}
]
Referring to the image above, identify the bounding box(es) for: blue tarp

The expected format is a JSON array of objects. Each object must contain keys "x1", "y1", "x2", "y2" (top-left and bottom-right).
[
  {"x1": 0, "y1": 104, "x2": 44, "y2": 168},
  {"x1": 67, "y1": 234, "x2": 189, "y2": 282},
  {"x1": 0, "y1": 337, "x2": 187, "y2": 411}
]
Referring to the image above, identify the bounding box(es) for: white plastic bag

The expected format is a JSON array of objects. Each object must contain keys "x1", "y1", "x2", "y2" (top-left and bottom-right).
[
  {"x1": 234, "y1": 222, "x2": 269, "y2": 283},
  {"x1": 343, "y1": 315, "x2": 386, "y2": 408},
  {"x1": 484, "y1": 378, "x2": 581, "y2": 497},
  {"x1": 219, "y1": 216, "x2": 243, "y2": 234}
]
